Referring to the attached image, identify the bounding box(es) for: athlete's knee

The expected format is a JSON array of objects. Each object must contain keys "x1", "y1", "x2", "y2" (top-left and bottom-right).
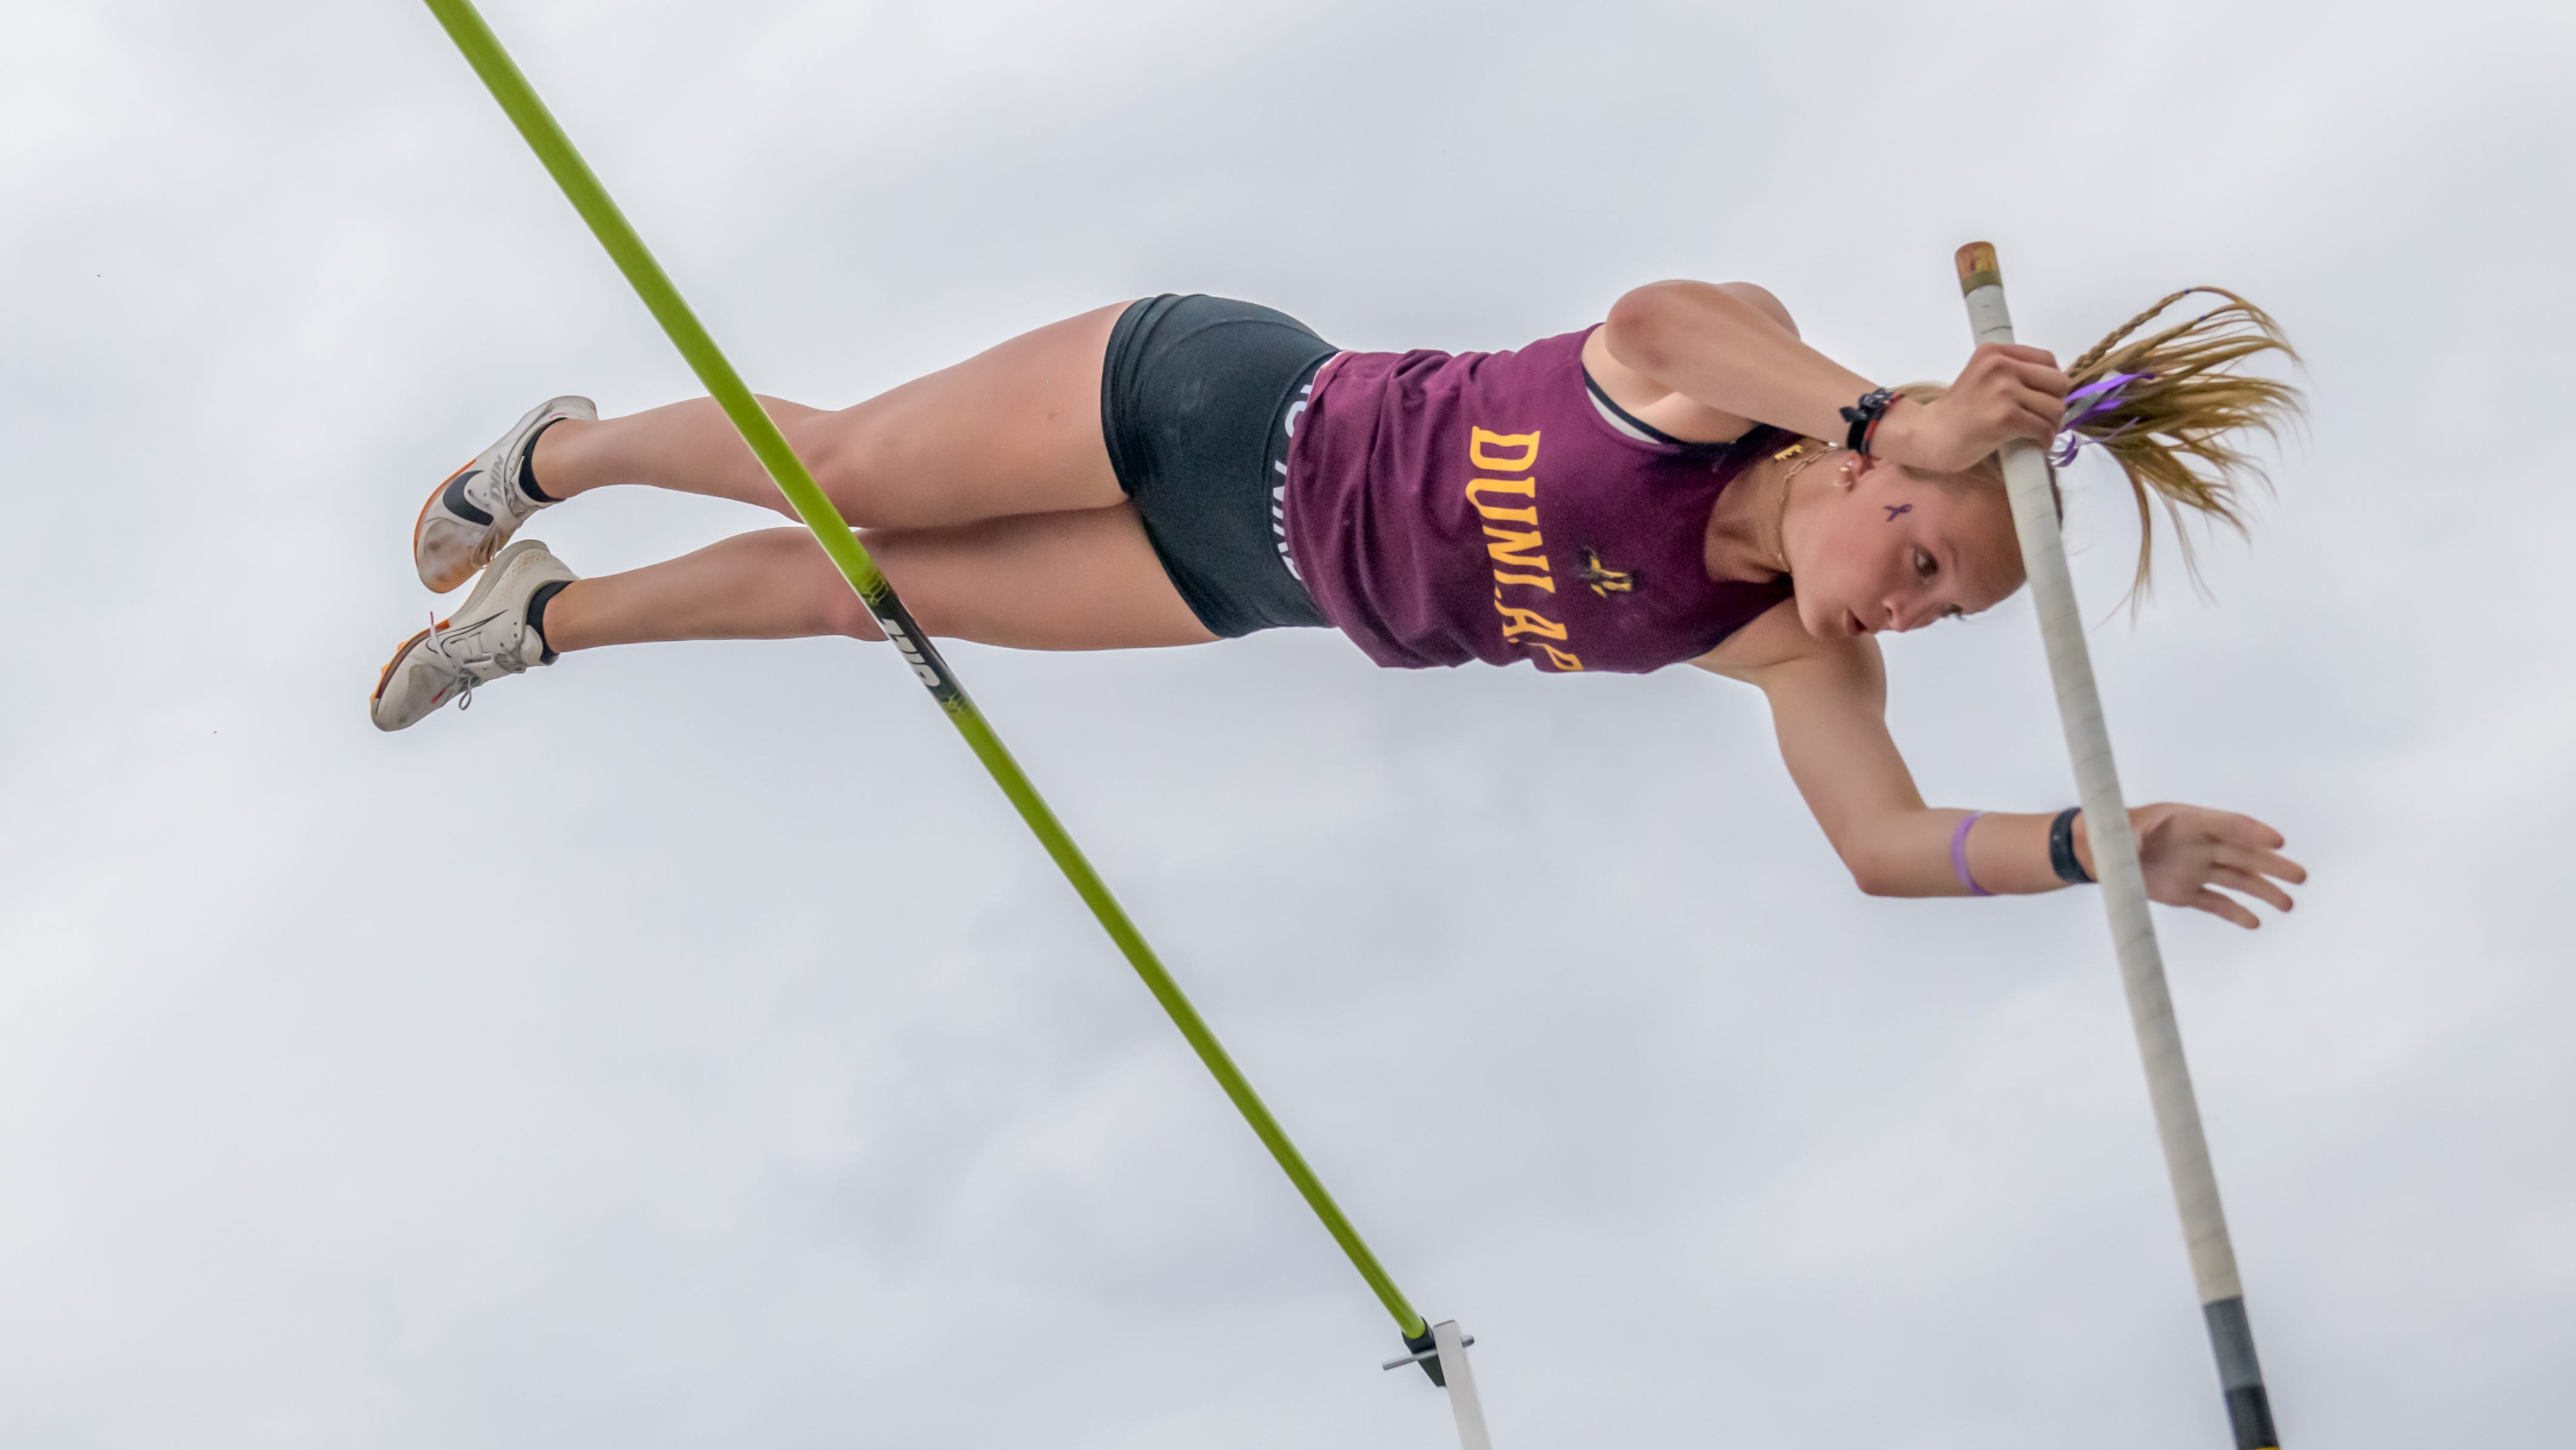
[
  {"x1": 846, "y1": 530, "x2": 967, "y2": 641},
  {"x1": 817, "y1": 574, "x2": 886, "y2": 641},
  {"x1": 738, "y1": 525, "x2": 881, "y2": 640},
  {"x1": 787, "y1": 402, "x2": 909, "y2": 527}
]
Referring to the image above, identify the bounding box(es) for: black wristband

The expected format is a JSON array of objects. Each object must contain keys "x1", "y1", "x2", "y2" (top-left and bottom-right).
[
  {"x1": 1839, "y1": 388, "x2": 1899, "y2": 454},
  {"x1": 2048, "y1": 806, "x2": 2094, "y2": 884}
]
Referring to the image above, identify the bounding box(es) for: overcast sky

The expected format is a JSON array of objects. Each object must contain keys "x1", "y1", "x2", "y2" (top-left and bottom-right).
[{"x1": 3, "y1": 1, "x2": 2571, "y2": 1445}]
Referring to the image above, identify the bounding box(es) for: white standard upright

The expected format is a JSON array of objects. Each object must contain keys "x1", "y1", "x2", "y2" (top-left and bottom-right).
[
  {"x1": 1431, "y1": 1321, "x2": 1493, "y2": 1450},
  {"x1": 1954, "y1": 242, "x2": 2279, "y2": 1450},
  {"x1": 1382, "y1": 1320, "x2": 1493, "y2": 1449}
]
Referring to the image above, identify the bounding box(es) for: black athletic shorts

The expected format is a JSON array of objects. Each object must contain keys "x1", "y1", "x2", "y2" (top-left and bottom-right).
[{"x1": 1101, "y1": 294, "x2": 1335, "y2": 637}]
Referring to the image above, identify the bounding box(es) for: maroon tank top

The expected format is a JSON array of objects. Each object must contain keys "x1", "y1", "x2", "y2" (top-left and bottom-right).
[{"x1": 1282, "y1": 326, "x2": 1793, "y2": 673}]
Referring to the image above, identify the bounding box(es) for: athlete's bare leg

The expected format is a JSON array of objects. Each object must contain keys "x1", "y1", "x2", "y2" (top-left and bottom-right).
[
  {"x1": 526, "y1": 303, "x2": 1131, "y2": 528},
  {"x1": 540, "y1": 509, "x2": 1218, "y2": 655}
]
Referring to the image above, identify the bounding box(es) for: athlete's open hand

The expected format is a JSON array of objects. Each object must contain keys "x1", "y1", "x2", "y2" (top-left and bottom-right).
[
  {"x1": 2082, "y1": 803, "x2": 2306, "y2": 929},
  {"x1": 1878, "y1": 343, "x2": 2071, "y2": 475}
]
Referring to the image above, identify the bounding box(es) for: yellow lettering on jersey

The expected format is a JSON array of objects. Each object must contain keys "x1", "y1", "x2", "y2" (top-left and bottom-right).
[
  {"x1": 1465, "y1": 476, "x2": 1538, "y2": 525},
  {"x1": 1463, "y1": 425, "x2": 1578, "y2": 670},
  {"x1": 1468, "y1": 428, "x2": 1541, "y2": 473},
  {"x1": 1492, "y1": 596, "x2": 1569, "y2": 641},
  {"x1": 1483, "y1": 527, "x2": 1549, "y2": 574}
]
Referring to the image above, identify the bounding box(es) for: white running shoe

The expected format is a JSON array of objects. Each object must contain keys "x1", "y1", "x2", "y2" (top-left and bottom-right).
[
  {"x1": 413, "y1": 395, "x2": 594, "y2": 593},
  {"x1": 371, "y1": 539, "x2": 579, "y2": 732}
]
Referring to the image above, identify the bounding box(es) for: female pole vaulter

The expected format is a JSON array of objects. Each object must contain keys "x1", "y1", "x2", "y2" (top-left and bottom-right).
[{"x1": 372, "y1": 283, "x2": 2306, "y2": 919}]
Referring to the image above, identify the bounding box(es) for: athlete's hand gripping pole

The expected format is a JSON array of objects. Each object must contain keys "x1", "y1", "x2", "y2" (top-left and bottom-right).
[
  {"x1": 1955, "y1": 242, "x2": 2280, "y2": 1450},
  {"x1": 418, "y1": 0, "x2": 1457, "y2": 1393}
]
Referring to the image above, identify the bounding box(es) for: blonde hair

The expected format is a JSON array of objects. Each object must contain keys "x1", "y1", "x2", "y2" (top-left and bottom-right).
[{"x1": 1900, "y1": 288, "x2": 2302, "y2": 598}]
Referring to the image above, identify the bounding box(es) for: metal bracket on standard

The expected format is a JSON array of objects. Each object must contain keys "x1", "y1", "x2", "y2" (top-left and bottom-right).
[
  {"x1": 1383, "y1": 1321, "x2": 1493, "y2": 1450},
  {"x1": 1384, "y1": 1325, "x2": 1457, "y2": 1384}
]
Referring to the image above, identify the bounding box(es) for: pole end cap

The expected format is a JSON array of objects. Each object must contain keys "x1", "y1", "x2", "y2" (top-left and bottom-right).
[{"x1": 1956, "y1": 241, "x2": 2003, "y2": 296}]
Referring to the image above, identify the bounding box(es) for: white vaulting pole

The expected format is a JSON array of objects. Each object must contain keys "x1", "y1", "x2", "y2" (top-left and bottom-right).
[{"x1": 1954, "y1": 244, "x2": 2279, "y2": 1450}]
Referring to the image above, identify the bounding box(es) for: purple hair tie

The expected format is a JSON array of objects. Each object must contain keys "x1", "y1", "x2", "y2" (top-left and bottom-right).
[
  {"x1": 2052, "y1": 370, "x2": 2153, "y2": 467},
  {"x1": 1951, "y1": 813, "x2": 1992, "y2": 897}
]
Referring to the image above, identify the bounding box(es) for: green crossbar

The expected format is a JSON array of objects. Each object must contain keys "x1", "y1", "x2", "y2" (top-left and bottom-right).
[{"x1": 419, "y1": 0, "x2": 1427, "y2": 1345}]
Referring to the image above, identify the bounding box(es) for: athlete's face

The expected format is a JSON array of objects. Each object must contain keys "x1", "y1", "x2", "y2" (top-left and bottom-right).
[{"x1": 1787, "y1": 456, "x2": 2025, "y2": 640}]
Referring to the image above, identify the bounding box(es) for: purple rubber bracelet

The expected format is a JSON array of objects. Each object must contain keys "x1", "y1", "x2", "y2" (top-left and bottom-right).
[{"x1": 1951, "y1": 812, "x2": 1992, "y2": 897}]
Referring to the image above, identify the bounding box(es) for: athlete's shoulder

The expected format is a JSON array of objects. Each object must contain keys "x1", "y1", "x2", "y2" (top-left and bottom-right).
[
  {"x1": 1714, "y1": 281, "x2": 1796, "y2": 333},
  {"x1": 1688, "y1": 597, "x2": 1865, "y2": 683}
]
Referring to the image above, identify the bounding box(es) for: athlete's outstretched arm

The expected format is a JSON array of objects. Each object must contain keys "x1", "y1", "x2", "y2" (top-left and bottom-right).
[
  {"x1": 1694, "y1": 605, "x2": 2304, "y2": 926},
  {"x1": 1597, "y1": 280, "x2": 2070, "y2": 474}
]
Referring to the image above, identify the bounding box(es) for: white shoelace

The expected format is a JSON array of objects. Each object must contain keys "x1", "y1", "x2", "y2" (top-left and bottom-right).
[{"x1": 426, "y1": 609, "x2": 522, "y2": 712}]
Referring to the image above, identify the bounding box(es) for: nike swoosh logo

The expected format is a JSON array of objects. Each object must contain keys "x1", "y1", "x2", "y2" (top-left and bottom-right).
[{"x1": 442, "y1": 469, "x2": 495, "y2": 527}]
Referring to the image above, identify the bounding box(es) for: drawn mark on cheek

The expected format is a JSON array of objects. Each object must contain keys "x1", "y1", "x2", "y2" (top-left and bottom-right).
[{"x1": 1883, "y1": 504, "x2": 1913, "y2": 522}]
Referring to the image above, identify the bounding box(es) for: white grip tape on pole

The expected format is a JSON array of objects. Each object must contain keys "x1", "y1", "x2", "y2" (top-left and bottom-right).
[{"x1": 1960, "y1": 276, "x2": 2242, "y2": 1308}]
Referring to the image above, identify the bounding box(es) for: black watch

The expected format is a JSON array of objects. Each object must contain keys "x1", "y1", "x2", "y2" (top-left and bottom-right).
[
  {"x1": 1839, "y1": 388, "x2": 1900, "y2": 454},
  {"x1": 2048, "y1": 807, "x2": 2095, "y2": 885}
]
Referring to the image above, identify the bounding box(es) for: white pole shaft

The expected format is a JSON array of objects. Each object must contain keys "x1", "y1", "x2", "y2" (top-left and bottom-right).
[{"x1": 1955, "y1": 248, "x2": 2242, "y2": 1309}]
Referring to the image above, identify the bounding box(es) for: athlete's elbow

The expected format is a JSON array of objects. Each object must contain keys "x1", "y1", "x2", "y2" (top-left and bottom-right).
[
  {"x1": 1838, "y1": 840, "x2": 1908, "y2": 897},
  {"x1": 1849, "y1": 863, "x2": 1905, "y2": 897}
]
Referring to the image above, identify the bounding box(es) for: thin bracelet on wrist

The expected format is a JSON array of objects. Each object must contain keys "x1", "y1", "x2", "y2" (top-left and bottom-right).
[
  {"x1": 2048, "y1": 807, "x2": 2094, "y2": 884},
  {"x1": 1950, "y1": 812, "x2": 1992, "y2": 897}
]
